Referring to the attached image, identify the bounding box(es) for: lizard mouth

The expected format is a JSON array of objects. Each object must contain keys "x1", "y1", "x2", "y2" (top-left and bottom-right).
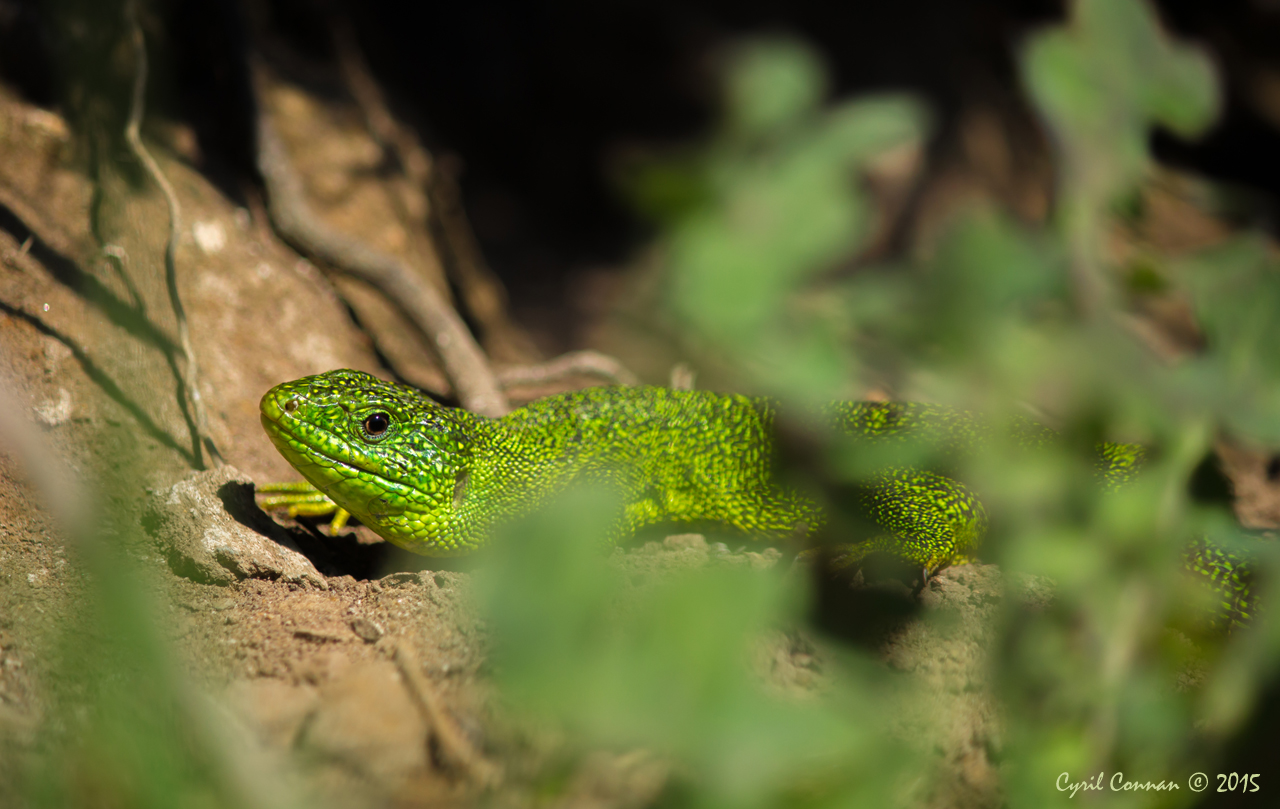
[
  {"x1": 259, "y1": 386, "x2": 391, "y2": 485},
  {"x1": 259, "y1": 390, "x2": 412, "y2": 523},
  {"x1": 258, "y1": 409, "x2": 353, "y2": 486}
]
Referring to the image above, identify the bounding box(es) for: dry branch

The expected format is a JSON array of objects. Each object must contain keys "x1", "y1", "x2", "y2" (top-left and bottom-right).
[
  {"x1": 496, "y1": 349, "x2": 638, "y2": 389},
  {"x1": 252, "y1": 63, "x2": 509, "y2": 417},
  {"x1": 393, "y1": 642, "x2": 501, "y2": 785}
]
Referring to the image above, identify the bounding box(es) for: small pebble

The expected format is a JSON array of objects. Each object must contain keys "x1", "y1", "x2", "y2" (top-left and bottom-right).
[
  {"x1": 380, "y1": 572, "x2": 417, "y2": 589},
  {"x1": 294, "y1": 628, "x2": 344, "y2": 643},
  {"x1": 350, "y1": 617, "x2": 384, "y2": 643}
]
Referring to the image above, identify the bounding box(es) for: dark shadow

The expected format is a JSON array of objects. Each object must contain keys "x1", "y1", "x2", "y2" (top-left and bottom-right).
[
  {"x1": 217, "y1": 479, "x2": 479, "y2": 579},
  {"x1": 374, "y1": 544, "x2": 482, "y2": 577},
  {"x1": 0, "y1": 204, "x2": 206, "y2": 467},
  {"x1": 216, "y1": 479, "x2": 393, "y2": 579},
  {"x1": 283, "y1": 516, "x2": 396, "y2": 581},
  {"x1": 0, "y1": 203, "x2": 179, "y2": 353},
  {"x1": 1189, "y1": 452, "x2": 1235, "y2": 509},
  {"x1": 807, "y1": 550, "x2": 923, "y2": 652},
  {"x1": 169, "y1": 0, "x2": 259, "y2": 208},
  {"x1": 1190, "y1": 674, "x2": 1280, "y2": 808},
  {"x1": 0, "y1": 300, "x2": 195, "y2": 465}
]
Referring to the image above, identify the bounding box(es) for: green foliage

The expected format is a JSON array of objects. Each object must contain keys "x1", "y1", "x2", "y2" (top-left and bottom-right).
[
  {"x1": 1022, "y1": 0, "x2": 1219, "y2": 315},
  {"x1": 479, "y1": 2, "x2": 1280, "y2": 807},
  {"x1": 20, "y1": 516, "x2": 296, "y2": 809},
  {"x1": 1175, "y1": 237, "x2": 1280, "y2": 442},
  {"x1": 1023, "y1": 0, "x2": 1218, "y2": 205},
  {"x1": 631, "y1": 37, "x2": 926, "y2": 404},
  {"x1": 478, "y1": 489, "x2": 913, "y2": 807}
]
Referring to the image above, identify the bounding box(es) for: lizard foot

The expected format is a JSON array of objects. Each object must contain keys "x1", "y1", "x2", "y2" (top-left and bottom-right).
[{"x1": 256, "y1": 481, "x2": 351, "y2": 534}]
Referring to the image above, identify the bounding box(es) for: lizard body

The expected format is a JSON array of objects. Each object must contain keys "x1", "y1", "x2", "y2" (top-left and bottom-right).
[{"x1": 259, "y1": 369, "x2": 1253, "y2": 624}]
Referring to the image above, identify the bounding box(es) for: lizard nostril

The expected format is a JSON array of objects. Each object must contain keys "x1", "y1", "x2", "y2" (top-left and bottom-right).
[{"x1": 284, "y1": 398, "x2": 299, "y2": 414}]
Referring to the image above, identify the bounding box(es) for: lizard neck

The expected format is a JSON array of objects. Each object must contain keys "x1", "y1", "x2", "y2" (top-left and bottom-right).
[{"x1": 442, "y1": 409, "x2": 571, "y2": 548}]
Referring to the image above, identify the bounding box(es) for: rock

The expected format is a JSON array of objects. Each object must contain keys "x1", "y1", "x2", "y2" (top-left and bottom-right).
[
  {"x1": 144, "y1": 465, "x2": 327, "y2": 588},
  {"x1": 32, "y1": 387, "x2": 72, "y2": 426},
  {"x1": 744, "y1": 547, "x2": 782, "y2": 570}
]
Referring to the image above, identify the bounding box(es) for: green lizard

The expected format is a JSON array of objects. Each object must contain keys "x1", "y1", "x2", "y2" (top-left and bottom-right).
[{"x1": 258, "y1": 369, "x2": 1254, "y2": 625}]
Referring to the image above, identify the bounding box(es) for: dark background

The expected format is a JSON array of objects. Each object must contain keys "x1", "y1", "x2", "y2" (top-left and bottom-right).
[{"x1": 3, "y1": 0, "x2": 1279, "y2": 347}]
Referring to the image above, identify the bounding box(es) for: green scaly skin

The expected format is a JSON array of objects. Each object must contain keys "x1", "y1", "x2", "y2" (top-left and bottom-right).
[{"x1": 260, "y1": 369, "x2": 1255, "y2": 625}]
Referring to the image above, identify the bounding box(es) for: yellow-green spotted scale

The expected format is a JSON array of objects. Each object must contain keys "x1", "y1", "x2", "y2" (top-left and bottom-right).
[{"x1": 260, "y1": 369, "x2": 1255, "y2": 626}]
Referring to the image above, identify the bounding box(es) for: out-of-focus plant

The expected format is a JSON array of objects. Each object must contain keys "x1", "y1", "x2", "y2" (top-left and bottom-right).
[
  {"x1": 630, "y1": 38, "x2": 926, "y2": 406},
  {"x1": 2, "y1": 397, "x2": 303, "y2": 809},
  {"x1": 480, "y1": 1, "x2": 1280, "y2": 807},
  {"x1": 478, "y1": 36, "x2": 933, "y2": 809},
  {"x1": 478, "y1": 489, "x2": 913, "y2": 807},
  {"x1": 1025, "y1": 0, "x2": 1218, "y2": 315}
]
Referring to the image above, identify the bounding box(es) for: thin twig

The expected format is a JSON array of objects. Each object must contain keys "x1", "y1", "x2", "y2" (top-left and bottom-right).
[
  {"x1": 1, "y1": 235, "x2": 33, "y2": 269},
  {"x1": 252, "y1": 63, "x2": 509, "y2": 417},
  {"x1": 123, "y1": 0, "x2": 219, "y2": 468},
  {"x1": 392, "y1": 642, "x2": 500, "y2": 785},
  {"x1": 496, "y1": 350, "x2": 639, "y2": 389}
]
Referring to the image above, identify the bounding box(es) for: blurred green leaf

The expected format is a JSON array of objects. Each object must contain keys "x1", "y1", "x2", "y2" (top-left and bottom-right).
[
  {"x1": 477, "y1": 488, "x2": 915, "y2": 806},
  {"x1": 624, "y1": 38, "x2": 927, "y2": 403},
  {"x1": 601, "y1": 3, "x2": 1280, "y2": 807},
  {"x1": 723, "y1": 38, "x2": 827, "y2": 138},
  {"x1": 1022, "y1": 0, "x2": 1218, "y2": 207}
]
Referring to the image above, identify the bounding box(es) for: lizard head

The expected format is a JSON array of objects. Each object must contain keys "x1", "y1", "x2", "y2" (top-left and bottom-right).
[{"x1": 259, "y1": 369, "x2": 484, "y2": 555}]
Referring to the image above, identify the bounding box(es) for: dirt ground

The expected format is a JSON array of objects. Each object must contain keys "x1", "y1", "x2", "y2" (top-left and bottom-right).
[{"x1": 3, "y1": 74, "x2": 1280, "y2": 809}]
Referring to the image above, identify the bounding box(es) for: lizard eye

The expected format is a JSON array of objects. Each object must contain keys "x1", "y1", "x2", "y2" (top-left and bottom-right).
[{"x1": 362, "y1": 412, "x2": 391, "y2": 439}]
